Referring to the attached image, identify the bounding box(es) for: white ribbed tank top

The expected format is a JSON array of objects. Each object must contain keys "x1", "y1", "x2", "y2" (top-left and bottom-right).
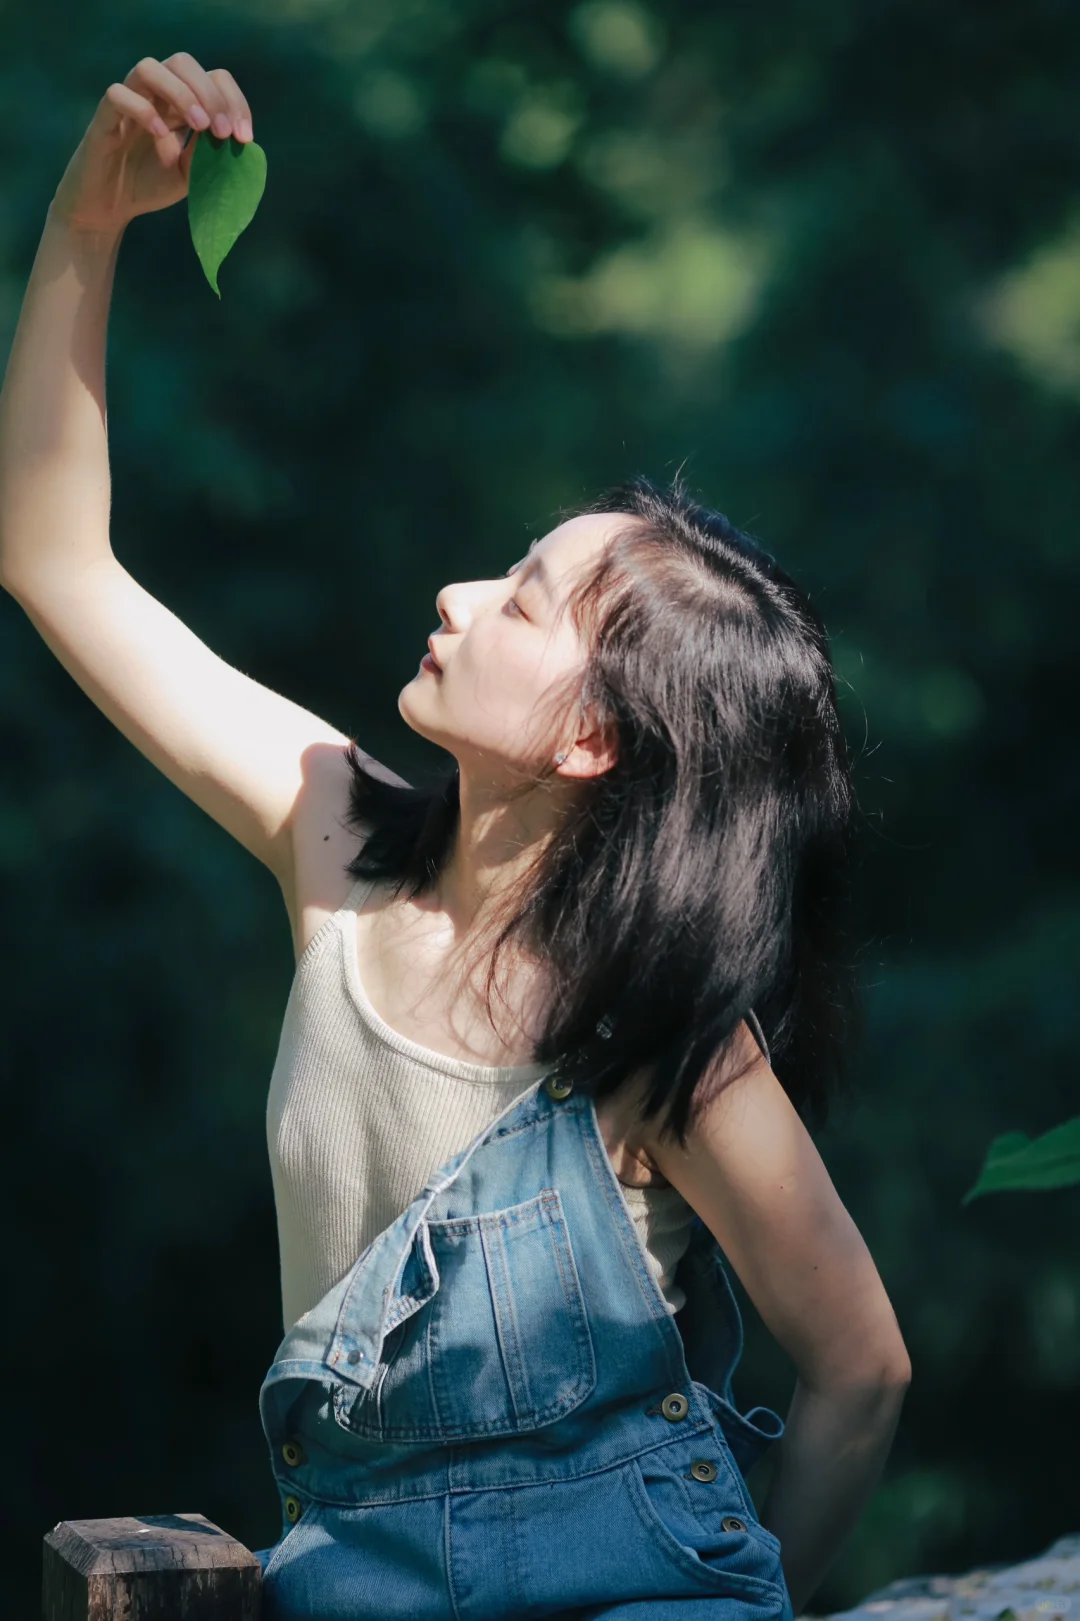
[{"x1": 266, "y1": 876, "x2": 696, "y2": 1330}]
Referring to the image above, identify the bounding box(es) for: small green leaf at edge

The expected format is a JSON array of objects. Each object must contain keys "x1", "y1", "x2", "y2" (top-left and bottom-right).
[
  {"x1": 188, "y1": 132, "x2": 267, "y2": 298},
  {"x1": 963, "y1": 1117, "x2": 1080, "y2": 1204}
]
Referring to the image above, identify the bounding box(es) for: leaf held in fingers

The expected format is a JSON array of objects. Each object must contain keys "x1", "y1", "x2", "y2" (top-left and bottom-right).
[{"x1": 188, "y1": 132, "x2": 267, "y2": 297}]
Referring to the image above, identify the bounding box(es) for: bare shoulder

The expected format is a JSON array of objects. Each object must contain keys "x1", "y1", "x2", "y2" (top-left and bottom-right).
[{"x1": 282, "y1": 740, "x2": 410, "y2": 960}]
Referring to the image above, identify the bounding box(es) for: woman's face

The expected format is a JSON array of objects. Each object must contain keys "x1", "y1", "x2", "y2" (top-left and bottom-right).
[{"x1": 399, "y1": 512, "x2": 623, "y2": 778}]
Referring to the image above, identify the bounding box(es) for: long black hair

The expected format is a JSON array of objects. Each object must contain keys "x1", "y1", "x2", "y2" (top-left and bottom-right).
[{"x1": 342, "y1": 476, "x2": 860, "y2": 1143}]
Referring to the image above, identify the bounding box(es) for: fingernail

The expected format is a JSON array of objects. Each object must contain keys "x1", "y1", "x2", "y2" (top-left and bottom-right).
[
  {"x1": 188, "y1": 104, "x2": 211, "y2": 129},
  {"x1": 238, "y1": 117, "x2": 253, "y2": 142},
  {"x1": 212, "y1": 113, "x2": 232, "y2": 138}
]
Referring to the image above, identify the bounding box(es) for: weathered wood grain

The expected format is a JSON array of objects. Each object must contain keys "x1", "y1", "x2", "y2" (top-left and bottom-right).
[{"x1": 42, "y1": 1513, "x2": 261, "y2": 1620}]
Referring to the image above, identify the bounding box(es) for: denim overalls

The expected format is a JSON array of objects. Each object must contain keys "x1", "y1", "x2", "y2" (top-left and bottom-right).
[{"x1": 257, "y1": 1073, "x2": 793, "y2": 1620}]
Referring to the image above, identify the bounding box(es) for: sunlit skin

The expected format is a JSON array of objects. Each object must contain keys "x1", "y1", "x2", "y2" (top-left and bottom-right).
[
  {"x1": 399, "y1": 510, "x2": 621, "y2": 808},
  {"x1": 387, "y1": 512, "x2": 623, "y2": 1047}
]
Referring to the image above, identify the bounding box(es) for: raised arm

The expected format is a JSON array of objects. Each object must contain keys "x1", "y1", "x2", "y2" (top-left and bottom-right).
[{"x1": 0, "y1": 56, "x2": 400, "y2": 904}]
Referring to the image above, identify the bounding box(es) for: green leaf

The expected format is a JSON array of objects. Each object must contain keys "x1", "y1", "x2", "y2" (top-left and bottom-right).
[
  {"x1": 187, "y1": 133, "x2": 267, "y2": 298},
  {"x1": 963, "y1": 1117, "x2": 1080, "y2": 1204}
]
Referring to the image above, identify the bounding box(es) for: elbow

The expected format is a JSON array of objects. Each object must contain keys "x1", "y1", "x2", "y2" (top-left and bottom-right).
[
  {"x1": 800, "y1": 1333, "x2": 912, "y2": 1403},
  {"x1": 873, "y1": 1351, "x2": 913, "y2": 1420},
  {"x1": 873, "y1": 1322, "x2": 913, "y2": 1393},
  {"x1": 885, "y1": 1342, "x2": 913, "y2": 1392},
  {"x1": 862, "y1": 1344, "x2": 911, "y2": 1433},
  {"x1": 852, "y1": 1334, "x2": 913, "y2": 1398}
]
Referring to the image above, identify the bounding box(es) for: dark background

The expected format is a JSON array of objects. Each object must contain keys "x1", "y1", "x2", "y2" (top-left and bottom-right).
[{"x1": 2, "y1": 0, "x2": 1078, "y2": 1613}]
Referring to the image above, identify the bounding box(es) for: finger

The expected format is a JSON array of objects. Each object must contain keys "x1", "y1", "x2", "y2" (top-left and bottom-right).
[
  {"x1": 102, "y1": 82, "x2": 174, "y2": 144},
  {"x1": 125, "y1": 55, "x2": 218, "y2": 135},
  {"x1": 159, "y1": 50, "x2": 240, "y2": 141},
  {"x1": 208, "y1": 67, "x2": 254, "y2": 143}
]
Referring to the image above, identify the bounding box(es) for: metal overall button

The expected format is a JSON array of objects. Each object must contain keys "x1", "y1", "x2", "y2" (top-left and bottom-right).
[
  {"x1": 544, "y1": 1075, "x2": 573, "y2": 1101},
  {"x1": 645, "y1": 1391, "x2": 690, "y2": 1421},
  {"x1": 687, "y1": 1459, "x2": 718, "y2": 1483},
  {"x1": 722, "y1": 1515, "x2": 747, "y2": 1532},
  {"x1": 281, "y1": 1440, "x2": 306, "y2": 1468},
  {"x1": 283, "y1": 1495, "x2": 303, "y2": 1524}
]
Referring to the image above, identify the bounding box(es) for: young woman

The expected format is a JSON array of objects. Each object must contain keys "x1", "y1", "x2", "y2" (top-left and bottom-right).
[{"x1": 0, "y1": 53, "x2": 910, "y2": 1621}]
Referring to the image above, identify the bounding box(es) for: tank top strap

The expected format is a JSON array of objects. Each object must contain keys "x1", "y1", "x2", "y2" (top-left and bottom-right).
[
  {"x1": 338, "y1": 872, "x2": 379, "y2": 915},
  {"x1": 745, "y1": 1006, "x2": 771, "y2": 1068},
  {"x1": 293, "y1": 872, "x2": 378, "y2": 974}
]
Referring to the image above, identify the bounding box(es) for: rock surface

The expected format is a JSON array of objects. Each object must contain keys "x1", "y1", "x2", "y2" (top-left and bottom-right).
[{"x1": 825, "y1": 1536, "x2": 1080, "y2": 1621}]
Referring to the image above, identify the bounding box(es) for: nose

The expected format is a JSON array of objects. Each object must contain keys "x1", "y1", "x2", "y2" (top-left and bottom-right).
[
  {"x1": 435, "y1": 575, "x2": 503, "y2": 633},
  {"x1": 434, "y1": 582, "x2": 458, "y2": 631}
]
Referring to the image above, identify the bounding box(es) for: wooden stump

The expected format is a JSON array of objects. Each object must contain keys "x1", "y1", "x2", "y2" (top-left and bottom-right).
[{"x1": 42, "y1": 1513, "x2": 261, "y2": 1620}]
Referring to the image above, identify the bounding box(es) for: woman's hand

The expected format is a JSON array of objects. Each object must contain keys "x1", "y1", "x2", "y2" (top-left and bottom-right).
[{"x1": 51, "y1": 53, "x2": 254, "y2": 236}]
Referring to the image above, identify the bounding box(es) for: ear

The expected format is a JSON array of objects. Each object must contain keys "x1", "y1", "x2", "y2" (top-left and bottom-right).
[{"x1": 557, "y1": 709, "x2": 618, "y2": 779}]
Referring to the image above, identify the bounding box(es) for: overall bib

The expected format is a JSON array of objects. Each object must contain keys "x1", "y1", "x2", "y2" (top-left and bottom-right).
[{"x1": 258, "y1": 1073, "x2": 793, "y2": 1620}]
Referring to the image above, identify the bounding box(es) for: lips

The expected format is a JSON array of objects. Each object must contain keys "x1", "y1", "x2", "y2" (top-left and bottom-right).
[
  {"x1": 425, "y1": 636, "x2": 444, "y2": 671},
  {"x1": 420, "y1": 637, "x2": 443, "y2": 674}
]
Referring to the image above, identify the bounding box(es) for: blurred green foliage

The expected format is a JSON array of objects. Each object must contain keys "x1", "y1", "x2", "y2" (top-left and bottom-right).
[
  {"x1": 965, "y1": 1118, "x2": 1080, "y2": 1202},
  {"x1": 2, "y1": 0, "x2": 1078, "y2": 1613}
]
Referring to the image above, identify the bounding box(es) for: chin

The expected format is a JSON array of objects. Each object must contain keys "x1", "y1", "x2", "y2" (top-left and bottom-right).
[
  {"x1": 397, "y1": 680, "x2": 426, "y2": 730},
  {"x1": 397, "y1": 683, "x2": 447, "y2": 749}
]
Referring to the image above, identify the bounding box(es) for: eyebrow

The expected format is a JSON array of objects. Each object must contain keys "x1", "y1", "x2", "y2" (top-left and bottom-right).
[{"x1": 509, "y1": 547, "x2": 554, "y2": 597}]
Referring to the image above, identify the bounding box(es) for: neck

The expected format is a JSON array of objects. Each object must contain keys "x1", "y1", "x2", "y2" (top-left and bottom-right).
[{"x1": 435, "y1": 765, "x2": 572, "y2": 936}]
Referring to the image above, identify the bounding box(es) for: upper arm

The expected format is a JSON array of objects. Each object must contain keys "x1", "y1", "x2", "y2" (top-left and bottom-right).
[
  {"x1": 649, "y1": 1025, "x2": 910, "y2": 1390},
  {"x1": 8, "y1": 554, "x2": 403, "y2": 890}
]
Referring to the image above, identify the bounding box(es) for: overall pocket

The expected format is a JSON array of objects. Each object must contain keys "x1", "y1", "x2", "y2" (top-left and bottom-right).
[
  {"x1": 627, "y1": 1437, "x2": 788, "y2": 1607},
  {"x1": 339, "y1": 1187, "x2": 596, "y2": 1442}
]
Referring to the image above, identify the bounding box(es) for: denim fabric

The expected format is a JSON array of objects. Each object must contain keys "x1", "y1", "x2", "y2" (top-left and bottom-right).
[{"x1": 257, "y1": 1079, "x2": 793, "y2": 1621}]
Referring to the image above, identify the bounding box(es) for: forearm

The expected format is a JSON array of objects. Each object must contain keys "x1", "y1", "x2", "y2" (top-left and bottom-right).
[
  {"x1": 0, "y1": 206, "x2": 124, "y2": 595},
  {"x1": 760, "y1": 1372, "x2": 909, "y2": 1615}
]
